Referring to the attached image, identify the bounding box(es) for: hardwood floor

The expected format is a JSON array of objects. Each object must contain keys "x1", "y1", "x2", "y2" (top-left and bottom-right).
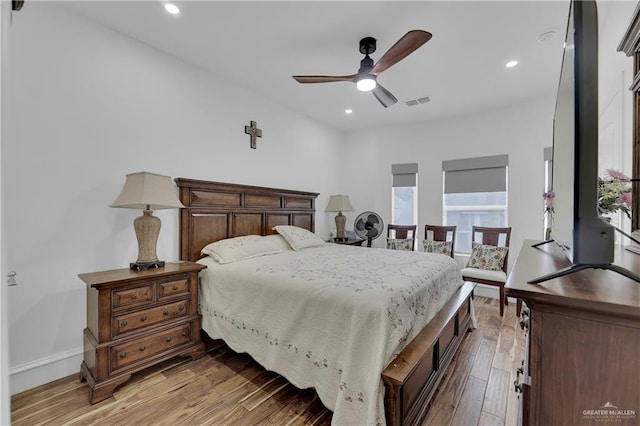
[{"x1": 11, "y1": 296, "x2": 524, "y2": 425}]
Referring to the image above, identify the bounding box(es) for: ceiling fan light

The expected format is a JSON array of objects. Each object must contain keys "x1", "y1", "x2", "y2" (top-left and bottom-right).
[{"x1": 356, "y1": 75, "x2": 377, "y2": 92}]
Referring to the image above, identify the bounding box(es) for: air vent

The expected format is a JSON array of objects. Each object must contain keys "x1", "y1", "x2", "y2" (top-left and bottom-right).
[{"x1": 405, "y1": 96, "x2": 431, "y2": 106}]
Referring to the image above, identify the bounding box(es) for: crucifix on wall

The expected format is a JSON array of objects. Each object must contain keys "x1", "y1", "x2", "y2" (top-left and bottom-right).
[{"x1": 244, "y1": 120, "x2": 262, "y2": 149}]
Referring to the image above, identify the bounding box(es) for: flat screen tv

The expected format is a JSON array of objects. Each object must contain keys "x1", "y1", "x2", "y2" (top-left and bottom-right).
[{"x1": 529, "y1": 0, "x2": 639, "y2": 283}]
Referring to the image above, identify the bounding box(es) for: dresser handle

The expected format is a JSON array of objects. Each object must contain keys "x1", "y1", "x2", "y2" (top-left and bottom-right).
[
  {"x1": 139, "y1": 345, "x2": 146, "y2": 352},
  {"x1": 173, "y1": 285, "x2": 179, "y2": 291},
  {"x1": 179, "y1": 306, "x2": 185, "y2": 312},
  {"x1": 181, "y1": 331, "x2": 187, "y2": 337},
  {"x1": 121, "y1": 320, "x2": 128, "y2": 327},
  {"x1": 514, "y1": 366, "x2": 524, "y2": 393},
  {"x1": 163, "y1": 310, "x2": 169, "y2": 316},
  {"x1": 119, "y1": 352, "x2": 126, "y2": 358},
  {"x1": 131, "y1": 295, "x2": 138, "y2": 300},
  {"x1": 140, "y1": 315, "x2": 147, "y2": 322},
  {"x1": 514, "y1": 380, "x2": 524, "y2": 393},
  {"x1": 166, "y1": 336, "x2": 172, "y2": 342}
]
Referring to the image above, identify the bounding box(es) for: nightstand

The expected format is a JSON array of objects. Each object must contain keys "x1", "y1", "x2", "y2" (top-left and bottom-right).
[
  {"x1": 331, "y1": 238, "x2": 365, "y2": 246},
  {"x1": 79, "y1": 261, "x2": 206, "y2": 404}
]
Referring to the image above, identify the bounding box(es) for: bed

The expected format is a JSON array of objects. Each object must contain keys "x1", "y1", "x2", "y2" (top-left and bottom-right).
[{"x1": 176, "y1": 178, "x2": 475, "y2": 426}]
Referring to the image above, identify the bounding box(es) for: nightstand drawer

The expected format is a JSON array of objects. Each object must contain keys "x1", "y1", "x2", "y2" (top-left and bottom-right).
[
  {"x1": 110, "y1": 323, "x2": 192, "y2": 371},
  {"x1": 112, "y1": 299, "x2": 189, "y2": 338},
  {"x1": 158, "y1": 276, "x2": 190, "y2": 300},
  {"x1": 112, "y1": 284, "x2": 155, "y2": 310}
]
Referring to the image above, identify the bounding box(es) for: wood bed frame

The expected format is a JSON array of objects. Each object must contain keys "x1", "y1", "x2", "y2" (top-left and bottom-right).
[{"x1": 175, "y1": 177, "x2": 474, "y2": 426}]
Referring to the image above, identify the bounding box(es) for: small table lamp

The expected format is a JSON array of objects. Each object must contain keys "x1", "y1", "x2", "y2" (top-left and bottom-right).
[
  {"x1": 111, "y1": 171, "x2": 184, "y2": 271},
  {"x1": 325, "y1": 195, "x2": 354, "y2": 242}
]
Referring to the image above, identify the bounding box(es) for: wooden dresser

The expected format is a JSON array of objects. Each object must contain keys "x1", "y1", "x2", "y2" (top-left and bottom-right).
[
  {"x1": 79, "y1": 261, "x2": 206, "y2": 404},
  {"x1": 505, "y1": 241, "x2": 640, "y2": 425}
]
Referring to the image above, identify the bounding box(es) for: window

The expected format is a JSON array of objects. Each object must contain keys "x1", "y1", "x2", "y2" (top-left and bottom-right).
[
  {"x1": 392, "y1": 163, "x2": 418, "y2": 226},
  {"x1": 442, "y1": 155, "x2": 508, "y2": 253}
]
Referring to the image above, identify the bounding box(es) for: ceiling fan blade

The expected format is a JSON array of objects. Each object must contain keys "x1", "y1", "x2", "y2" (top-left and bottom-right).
[
  {"x1": 292, "y1": 74, "x2": 357, "y2": 84},
  {"x1": 372, "y1": 84, "x2": 398, "y2": 108},
  {"x1": 371, "y1": 30, "x2": 432, "y2": 75}
]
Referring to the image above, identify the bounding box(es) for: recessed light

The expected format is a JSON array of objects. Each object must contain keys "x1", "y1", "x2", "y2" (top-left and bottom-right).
[
  {"x1": 506, "y1": 60, "x2": 518, "y2": 68},
  {"x1": 345, "y1": 109, "x2": 353, "y2": 114},
  {"x1": 164, "y1": 3, "x2": 180, "y2": 15}
]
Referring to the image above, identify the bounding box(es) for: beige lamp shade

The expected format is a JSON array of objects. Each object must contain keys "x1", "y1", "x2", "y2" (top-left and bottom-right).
[
  {"x1": 325, "y1": 195, "x2": 354, "y2": 213},
  {"x1": 111, "y1": 171, "x2": 184, "y2": 210}
]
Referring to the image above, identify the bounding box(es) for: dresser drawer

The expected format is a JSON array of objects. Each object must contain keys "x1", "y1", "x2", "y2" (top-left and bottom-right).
[
  {"x1": 110, "y1": 323, "x2": 192, "y2": 371},
  {"x1": 112, "y1": 283, "x2": 155, "y2": 310},
  {"x1": 112, "y1": 299, "x2": 190, "y2": 338},
  {"x1": 158, "y1": 276, "x2": 190, "y2": 300}
]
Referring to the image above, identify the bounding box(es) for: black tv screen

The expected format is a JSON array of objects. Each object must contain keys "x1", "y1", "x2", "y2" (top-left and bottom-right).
[
  {"x1": 529, "y1": 0, "x2": 631, "y2": 283},
  {"x1": 550, "y1": 0, "x2": 615, "y2": 266}
]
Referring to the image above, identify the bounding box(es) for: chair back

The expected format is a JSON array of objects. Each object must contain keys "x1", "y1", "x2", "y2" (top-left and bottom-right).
[
  {"x1": 387, "y1": 224, "x2": 417, "y2": 250},
  {"x1": 424, "y1": 225, "x2": 457, "y2": 257},
  {"x1": 471, "y1": 226, "x2": 512, "y2": 273}
]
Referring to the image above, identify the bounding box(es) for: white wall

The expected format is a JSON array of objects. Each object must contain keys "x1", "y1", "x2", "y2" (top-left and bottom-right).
[
  {"x1": 341, "y1": 96, "x2": 556, "y2": 264},
  {"x1": 598, "y1": 0, "x2": 636, "y2": 238},
  {"x1": 5, "y1": 2, "x2": 345, "y2": 394},
  {"x1": 1, "y1": 0, "x2": 10, "y2": 423}
]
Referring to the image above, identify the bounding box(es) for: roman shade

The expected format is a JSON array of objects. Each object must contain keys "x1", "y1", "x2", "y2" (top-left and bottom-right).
[
  {"x1": 442, "y1": 155, "x2": 508, "y2": 194},
  {"x1": 392, "y1": 163, "x2": 418, "y2": 187}
]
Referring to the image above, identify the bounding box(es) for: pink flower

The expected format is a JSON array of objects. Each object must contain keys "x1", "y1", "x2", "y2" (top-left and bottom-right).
[
  {"x1": 620, "y1": 192, "x2": 632, "y2": 208},
  {"x1": 606, "y1": 169, "x2": 630, "y2": 181}
]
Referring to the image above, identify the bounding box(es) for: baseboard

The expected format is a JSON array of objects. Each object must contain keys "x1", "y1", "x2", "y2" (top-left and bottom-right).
[
  {"x1": 9, "y1": 347, "x2": 83, "y2": 395},
  {"x1": 473, "y1": 284, "x2": 518, "y2": 305}
]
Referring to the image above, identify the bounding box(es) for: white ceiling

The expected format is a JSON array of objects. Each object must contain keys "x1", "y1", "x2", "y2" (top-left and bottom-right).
[{"x1": 61, "y1": 1, "x2": 573, "y2": 132}]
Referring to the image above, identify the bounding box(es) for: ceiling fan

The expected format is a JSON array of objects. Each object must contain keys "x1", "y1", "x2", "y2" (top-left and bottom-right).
[{"x1": 292, "y1": 30, "x2": 432, "y2": 108}]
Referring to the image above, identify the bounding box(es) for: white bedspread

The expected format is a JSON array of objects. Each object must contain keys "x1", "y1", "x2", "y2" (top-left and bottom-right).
[{"x1": 197, "y1": 244, "x2": 463, "y2": 425}]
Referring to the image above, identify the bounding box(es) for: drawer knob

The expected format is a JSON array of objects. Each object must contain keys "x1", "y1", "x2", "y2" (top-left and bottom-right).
[
  {"x1": 166, "y1": 336, "x2": 172, "y2": 342},
  {"x1": 179, "y1": 306, "x2": 185, "y2": 312},
  {"x1": 139, "y1": 345, "x2": 146, "y2": 352},
  {"x1": 119, "y1": 352, "x2": 126, "y2": 359},
  {"x1": 173, "y1": 286, "x2": 179, "y2": 291},
  {"x1": 121, "y1": 320, "x2": 128, "y2": 327},
  {"x1": 181, "y1": 331, "x2": 187, "y2": 337},
  {"x1": 131, "y1": 295, "x2": 138, "y2": 300},
  {"x1": 163, "y1": 310, "x2": 169, "y2": 316},
  {"x1": 140, "y1": 315, "x2": 147, "y2": 322}
]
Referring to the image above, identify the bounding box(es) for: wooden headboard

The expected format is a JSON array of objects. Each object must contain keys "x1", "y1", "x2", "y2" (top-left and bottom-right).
[{"x1": 175, "y1": 178, "x2": 319, "y2": 262}]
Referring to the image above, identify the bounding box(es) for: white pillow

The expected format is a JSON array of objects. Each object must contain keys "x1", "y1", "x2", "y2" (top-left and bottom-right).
[
  {"x1": 272, "y1": 225, "x2": 326, "y2": 250},
  {"x1": 262, "y1": 234, "x2": 293, "y2": 251},
  {"x1": 201, "y1": 235, "x2": 282, "y2": 264}
]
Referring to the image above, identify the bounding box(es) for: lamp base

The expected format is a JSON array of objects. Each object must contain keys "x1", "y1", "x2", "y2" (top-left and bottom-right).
[{"x1": 130, "y1": 260, "x2": 165, "y2": 271}]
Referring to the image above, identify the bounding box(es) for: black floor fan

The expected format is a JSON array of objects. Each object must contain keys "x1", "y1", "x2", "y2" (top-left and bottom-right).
[{"x1": 354, "y1": 211, "x2": 384, "y2": 247}]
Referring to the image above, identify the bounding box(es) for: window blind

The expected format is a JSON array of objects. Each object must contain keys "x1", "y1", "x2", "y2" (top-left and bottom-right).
[
  {"x1": 442, "y1": 155, "x2": 508, "y2": 194},
  {"x1": 392, "y1": 163, "x2": 418, "y2": 187}
]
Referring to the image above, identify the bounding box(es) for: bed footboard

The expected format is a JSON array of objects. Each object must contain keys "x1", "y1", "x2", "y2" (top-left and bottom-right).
[{"x1": 382, "y1": 281, "x2": 475, "y2": 426}]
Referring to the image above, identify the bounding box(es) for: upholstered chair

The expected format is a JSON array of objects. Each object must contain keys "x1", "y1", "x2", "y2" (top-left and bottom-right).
[
  {"x1": 461, "y1": 226, "x2": 512, "y2": 316},
  {"x1": 423, "y1": 225, "x2": 456, "y2": 258},
  {"x1": 386, "y1": 224, "x2": 417, "y2": 251}
]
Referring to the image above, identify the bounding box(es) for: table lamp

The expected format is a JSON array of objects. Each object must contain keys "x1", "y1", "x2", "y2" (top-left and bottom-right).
[
  {"x1": 325, "y1": 195, "x2": 354, "y2": 242},
  {"x1": 111, "y1": 171, "x2": 184, "y2": 271}
]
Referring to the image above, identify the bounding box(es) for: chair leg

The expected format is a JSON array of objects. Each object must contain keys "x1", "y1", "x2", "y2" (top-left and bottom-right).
[
  {"x1": 499, "y1": 285, "x2": 505, "y2": 316},
  {"x1": 516, "y1": 299, "x2": 522, "y2": 317}
]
